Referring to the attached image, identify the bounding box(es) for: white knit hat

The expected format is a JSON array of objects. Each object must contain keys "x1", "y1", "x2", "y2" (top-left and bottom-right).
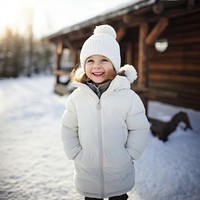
[{"x1": 80, "y1": 24, "x2": 121, "y2": 72}]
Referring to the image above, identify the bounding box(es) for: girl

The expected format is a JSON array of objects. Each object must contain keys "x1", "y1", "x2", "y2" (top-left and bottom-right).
[{"x1": 61, "y1": 24, "x2": 150, "y2": 200}]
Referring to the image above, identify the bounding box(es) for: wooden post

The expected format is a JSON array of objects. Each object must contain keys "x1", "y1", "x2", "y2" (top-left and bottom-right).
[
  {"x1": 116, "y1": 27, "x2": 126, "y2": 42},
  {"x1": 126, "y1": 43, "x2": 132, "y2": 64},
  {"x1": 138, "y1": 23, "x2": 148, "y2": 88},
  {"x1": 71, "y1": 48, "x2": 79, "y2": 67},
  {"x1": 138, "y1": 23, "x2": 149, "y2": 113},
  {"x1": 56, "y1": 41, "x2": 63, "y2": 83}
]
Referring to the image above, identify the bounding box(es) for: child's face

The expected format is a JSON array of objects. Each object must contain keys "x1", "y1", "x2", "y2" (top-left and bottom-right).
[{"x1": 85, "y1": 55, "x2": 115, "y2": 85}]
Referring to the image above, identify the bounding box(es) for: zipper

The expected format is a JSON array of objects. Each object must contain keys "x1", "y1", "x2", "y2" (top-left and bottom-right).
[
  {"x1": 97, "y1": 100, "x2": 101, "y2": 110},
  {"x1": 97, "y1": 100, "x2": 104, "y2": 197}
]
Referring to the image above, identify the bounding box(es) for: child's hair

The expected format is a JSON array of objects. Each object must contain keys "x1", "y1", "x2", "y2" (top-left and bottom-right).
[
  {"x1": 70, "y1": 64, "x2": 89, "y2": 83},
  {"x1": 70, "y1": 63, "x2": 117, "y2": 84}
]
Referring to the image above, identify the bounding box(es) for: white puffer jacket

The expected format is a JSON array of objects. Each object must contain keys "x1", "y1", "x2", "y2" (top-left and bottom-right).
[{"x1": 61, "y1": 67, "x2": 150, "y2": 198}]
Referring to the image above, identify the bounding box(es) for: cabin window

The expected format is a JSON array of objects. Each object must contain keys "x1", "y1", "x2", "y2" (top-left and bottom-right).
[{"x1": 155, "y1": 39, "x2": 168, "y2": 52}]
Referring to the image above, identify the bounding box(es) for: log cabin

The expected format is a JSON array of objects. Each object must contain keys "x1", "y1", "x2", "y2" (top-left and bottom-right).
[{"x1": 47, "y1": 0, "x2": 200, "y2": 112}]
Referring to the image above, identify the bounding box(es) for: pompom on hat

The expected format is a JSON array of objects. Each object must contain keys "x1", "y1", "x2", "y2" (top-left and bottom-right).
[{"x1": 80, "y1": 24, "x2": 121, "y2": 72}]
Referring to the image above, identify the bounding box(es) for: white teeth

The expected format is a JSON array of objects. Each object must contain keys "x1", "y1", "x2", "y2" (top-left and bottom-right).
[{"x1": 93, "y1": 72, "x2": 103, "y2": 75}]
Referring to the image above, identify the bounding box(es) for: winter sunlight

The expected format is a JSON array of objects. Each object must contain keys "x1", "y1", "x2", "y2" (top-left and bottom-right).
[{"x1": 0, "y1": 0, "x2": 33, "y2": 36}]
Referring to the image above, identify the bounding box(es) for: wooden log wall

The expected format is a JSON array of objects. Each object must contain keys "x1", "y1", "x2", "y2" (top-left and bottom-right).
[
  {"x1": 49, "y1": 3, "x2": 200, "y2": 111},
  {"x1": 121, "y1": 28, "x2": 139, "y2": 68},
  {"x1": 148, "y1": 11, "x2": 200, "y2": 110}
]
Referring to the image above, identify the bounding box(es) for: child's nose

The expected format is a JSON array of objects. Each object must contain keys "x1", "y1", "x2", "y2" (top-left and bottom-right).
[{"x1": 93, "y1": 62, "x2": 101, "y2": 68}]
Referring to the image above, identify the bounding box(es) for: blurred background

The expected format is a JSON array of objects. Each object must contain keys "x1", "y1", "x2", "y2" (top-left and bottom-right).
[{"x1": 0, "y1": 0, "x2": 133, "y2": 78}]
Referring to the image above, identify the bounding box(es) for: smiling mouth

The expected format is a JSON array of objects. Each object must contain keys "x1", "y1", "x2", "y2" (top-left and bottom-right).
[{"x1": 92, "y1": 72, "x2": 104, "y2": 76}]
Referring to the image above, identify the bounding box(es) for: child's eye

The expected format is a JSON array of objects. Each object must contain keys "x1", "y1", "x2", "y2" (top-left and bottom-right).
[
  {"x1": 86, "y1": 59, "x2": 94, "y2": 63},
  {"x1": 102, "y1": 59, "x2": 109, "y2": 62}
]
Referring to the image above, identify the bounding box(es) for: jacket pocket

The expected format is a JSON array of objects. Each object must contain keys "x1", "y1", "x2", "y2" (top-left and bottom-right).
[
  {"x1": 74, "y1": 149, "x2": 99, "y2": 169},
  {"x1": 104, "y1": 148, "x2": 132, "y2": 169}
]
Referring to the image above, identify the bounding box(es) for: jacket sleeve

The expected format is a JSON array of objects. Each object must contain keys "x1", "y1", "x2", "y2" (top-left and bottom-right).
[
  {"x1": 61, "y1": 94, "x2": 82, "y2": 160},
  {"x1": 125, "y1": 93, "x2": 150, "y2": 160}
]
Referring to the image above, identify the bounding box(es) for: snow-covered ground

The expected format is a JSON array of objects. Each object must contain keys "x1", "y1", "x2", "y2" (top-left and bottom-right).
[{"x1": 0, "y1": 75, "x2": 200, "y2": 200}]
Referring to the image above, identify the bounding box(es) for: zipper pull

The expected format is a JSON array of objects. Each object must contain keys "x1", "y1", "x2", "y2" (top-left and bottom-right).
[{"x1": 97, "y1": 101, "x2": 101, "y2": 110}]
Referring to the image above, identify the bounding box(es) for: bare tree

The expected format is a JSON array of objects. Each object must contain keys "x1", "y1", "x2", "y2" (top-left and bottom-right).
[
  {"x1": 0, "y1": 28, "x2": 13, "y2": 77},
  {"x1": 25, "y1": 8, "x2": 34, "y2": 77}
]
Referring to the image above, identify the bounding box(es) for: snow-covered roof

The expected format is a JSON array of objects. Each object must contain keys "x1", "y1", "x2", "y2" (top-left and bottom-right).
[{"x1": 47, "y1": 0, "x2": 156, "y2": 39}]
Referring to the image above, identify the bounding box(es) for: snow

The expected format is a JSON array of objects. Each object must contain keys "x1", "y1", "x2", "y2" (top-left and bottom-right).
[{"x1": 0, "y1": 75, "x2": 200, "y2": 200}]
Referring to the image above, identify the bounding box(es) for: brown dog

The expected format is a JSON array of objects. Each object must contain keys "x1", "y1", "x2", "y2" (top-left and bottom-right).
[{"x1": 149, "y1": 111, "x2": 192, "y2": 142}]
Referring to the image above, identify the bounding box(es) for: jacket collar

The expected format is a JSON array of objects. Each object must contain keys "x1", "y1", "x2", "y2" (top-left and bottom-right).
[
  {"x1": 86, "y1": 81, "x2": 111, "y2": 98},
  {"x1": 72, "y1": 75, "x2": 130, "y2": 96}
]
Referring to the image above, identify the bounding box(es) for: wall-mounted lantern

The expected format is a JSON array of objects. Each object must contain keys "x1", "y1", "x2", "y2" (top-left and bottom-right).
[{"x1": 155, "y1": 39, "x2": 168, "y2": 52}]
